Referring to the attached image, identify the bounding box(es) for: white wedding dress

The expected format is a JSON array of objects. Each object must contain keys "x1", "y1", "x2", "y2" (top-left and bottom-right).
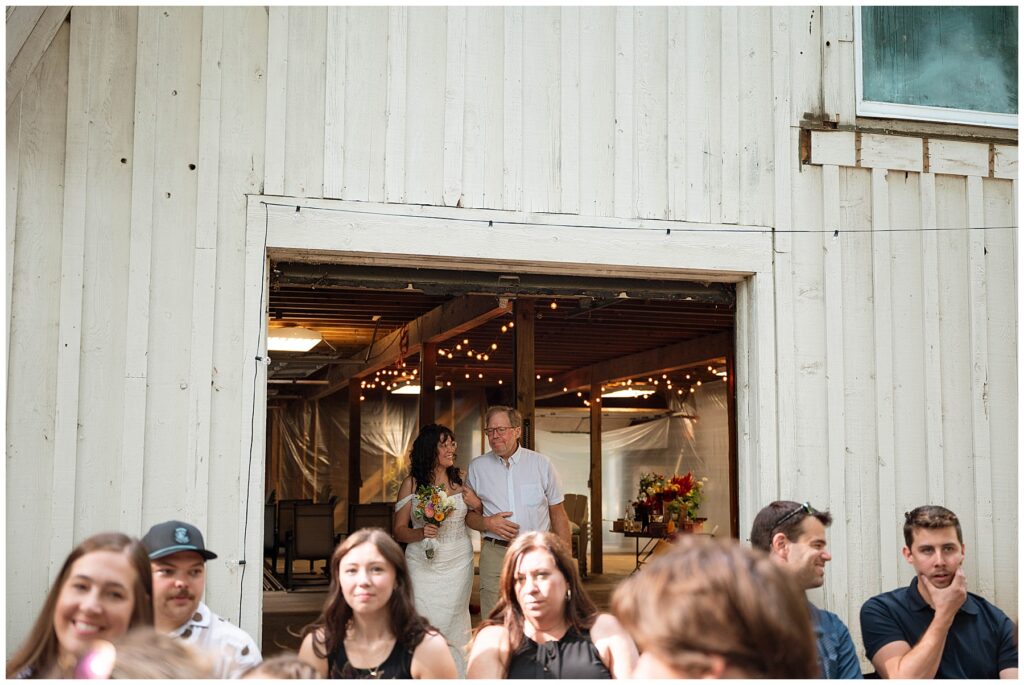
[{"x1": 396, "y1": 491, "x2": 474, "y2": 677}]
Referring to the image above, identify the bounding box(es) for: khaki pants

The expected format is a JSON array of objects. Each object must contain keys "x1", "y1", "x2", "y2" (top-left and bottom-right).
[{"x1": 479, "y1": 539, "x2": 509, "y2": 620}]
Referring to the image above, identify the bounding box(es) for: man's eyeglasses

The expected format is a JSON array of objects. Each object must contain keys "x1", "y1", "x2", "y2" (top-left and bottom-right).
[
  {"x1": 773, "y1": 501, "x2": 815, "y2": 530},
  {"x1": 484, "y1": 426, "x2": 516, "y2": 437}
]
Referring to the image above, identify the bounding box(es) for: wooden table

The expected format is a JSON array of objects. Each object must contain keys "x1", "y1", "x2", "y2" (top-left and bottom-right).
[{"x1": 619, "y1": 529, "x2": 672, "y2": 573}]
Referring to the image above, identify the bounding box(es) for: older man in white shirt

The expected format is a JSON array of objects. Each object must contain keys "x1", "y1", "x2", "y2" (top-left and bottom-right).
[{"x1": 465, "y1": 405, "x2": 571, "y2": 619}]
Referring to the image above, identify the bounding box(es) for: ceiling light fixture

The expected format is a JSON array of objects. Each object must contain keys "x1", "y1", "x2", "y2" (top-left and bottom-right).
[
  {"x1": 602, "y1": 384, "x2": 657, "y2": 398},
  {"x1": 390, "y1": 383, "x2": 443, "y2": 395},
  {"x1": 267, "y1": 325, "x2": 322, "y2": 352}
]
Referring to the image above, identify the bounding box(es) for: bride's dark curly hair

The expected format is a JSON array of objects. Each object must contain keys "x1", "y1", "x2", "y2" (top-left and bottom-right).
[{"x1": 409, "y1": 423, "x2": 462, "y2": 489}]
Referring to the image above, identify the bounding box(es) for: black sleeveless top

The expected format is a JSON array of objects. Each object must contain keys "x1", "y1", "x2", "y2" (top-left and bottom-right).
[
  {"x1": 327, "y1": 639, "x2": 414, "y2": 679},
  {"x1": 506, "y1": 626, "x2": 612, "y2": 679}
]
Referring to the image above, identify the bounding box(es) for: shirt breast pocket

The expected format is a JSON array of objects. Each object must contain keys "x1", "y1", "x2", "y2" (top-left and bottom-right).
[{"x1": 522, "y1": 483, "x2": 546, "y2": 506}]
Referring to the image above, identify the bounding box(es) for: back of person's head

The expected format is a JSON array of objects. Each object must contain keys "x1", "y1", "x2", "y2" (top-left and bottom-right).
[
  {"x1": 242, "y1": 653, "x2": 321, "y2": 679},
  {"x1": 749, "y1": 500, "x2": 833, "y2": 552},
  {"x1": 75, "y1": 627, "x2": 213, "y2": 678},
  {"x1": 6, "y1": 532, "x2": 153, "y2": 679},
  {"x1": 612, "y1": 536, "x2": 819, "y2": 678},
  {"x1": 903, "y1": 505, "x2": 962, "y2": 547}
]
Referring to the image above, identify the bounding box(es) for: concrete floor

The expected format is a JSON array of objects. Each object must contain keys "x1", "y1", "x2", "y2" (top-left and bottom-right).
[{"x1": 260, "y1": 552, "x2": 641, "y2": 658}]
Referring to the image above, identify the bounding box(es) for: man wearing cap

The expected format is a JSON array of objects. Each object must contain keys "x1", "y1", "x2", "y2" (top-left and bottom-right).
[
  {"x1": 142, "y1": 520, "x2": 262, "y2": 678},
  {"x1": 750, "y1": 501, "x2": 862, "y2": 679}
]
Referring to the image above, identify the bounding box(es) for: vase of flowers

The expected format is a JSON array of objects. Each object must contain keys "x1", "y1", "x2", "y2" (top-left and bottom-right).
[{"x1": 633, "y1": 471, "x2": 708, "y2": 532}]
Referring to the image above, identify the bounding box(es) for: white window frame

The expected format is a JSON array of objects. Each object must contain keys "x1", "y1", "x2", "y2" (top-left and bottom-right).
[{"x1": 854, "y1": 9, "x2": 1018, "y2": 129}]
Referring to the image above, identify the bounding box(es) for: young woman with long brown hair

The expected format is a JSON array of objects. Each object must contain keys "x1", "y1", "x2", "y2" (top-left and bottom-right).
[
  {"x1": 298, "y1": 528, "x2": 456, "y2": 678},
  {"x1": 6, "y1": 532, "x2": 153, "y2": 679}
]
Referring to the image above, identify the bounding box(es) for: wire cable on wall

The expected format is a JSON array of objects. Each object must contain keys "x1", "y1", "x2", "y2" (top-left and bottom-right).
[{"x1": 259, "y1": 199, "x2": 1015, "y2": 235}]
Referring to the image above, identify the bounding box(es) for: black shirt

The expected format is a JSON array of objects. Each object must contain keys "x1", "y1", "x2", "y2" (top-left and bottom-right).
[
  {"x1": 506, "y1": 626, "x2": 612, "y2": 679},
  {"x1": 327, "y1": 638, "x2": 414, "y2": 679},
  {"x1": 860, "y1": 578, "x2": 1017, "y2": 678}
]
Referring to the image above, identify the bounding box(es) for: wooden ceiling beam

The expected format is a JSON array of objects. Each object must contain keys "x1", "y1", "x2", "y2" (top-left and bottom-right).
[
  {"x1": 310, "y1": 294, "x2": 512, "y2": 400},
  {"x1": 536, "y1": 330, "x2": 732, "y2": 400}
]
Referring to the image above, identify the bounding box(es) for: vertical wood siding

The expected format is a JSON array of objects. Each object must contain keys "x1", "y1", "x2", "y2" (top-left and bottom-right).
[{"x1": 5, "y1": 6, "x2": 1017, "y2": 658}]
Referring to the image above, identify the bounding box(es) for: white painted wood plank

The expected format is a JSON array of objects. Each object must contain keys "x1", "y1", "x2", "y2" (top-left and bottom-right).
[
  {"x1": 770, "y1": 7, "x2": 797, "y2": 514},
  {"x1": 185, "y1": 6, "x2": 226, "y2": 536},
  {"x1": 559, "y1": 7, "x2": 580, "y2": 215},
  {"x1": 140, "y1": 6, "x2": 203, "y2": 523},
  {"x1": 6, "y1": 5, "x2": 45, "y2": 69},
  {"x1": 734, "y1": 278, "x2": 756, "y2": 521},
  {"x1": 578, "y1": 7, "x2": 615, "y2": 217},
  {"x1": 6, "y1": 20, "x2": 68, "y2": 637},
  {"x1": 821, "y1": 6, "x2": 855, "y2": 124},
  {"x1": 263, "y1": 7, "x2": 288, "y2": 196},
  {"x1": 703, "y1": 8, "x2": 723, "y2": 225},
  {"x1": 256, "y1": 196, "x2": 774, "y2": 277},
  {"x1": 933, "y1": 176, "x2": 975, "y2": 574},
  {"x1": 461, "y1": 7, "x2": 502, "y2": 209},
  {"x1": 928, "y1": 139, "x2": 988, "y2": 177},
  {"x1": 838, "y1": 168, "x2": 877, "y2": 632},
  {"x1": 810, "y1": 130, "x2": 856, "y2": 167},
  {"x1": 753, "y1": 268, "x2": 779, "y2": 505},
  {"x1": 6, "y1": 91, "x2": 21, "y2": 377},
  {"x1": 404, "y1": 7, "x2": 446, "y2": 205},
  {"x1": 821, "y1": 164, "x2": 849, "y2": 620},
  {"x1": 992, "y1": 145, "x2": 1017, "y2": 180},
  {"x1": 737, "y1": 8, "x2": 771, "y2": 226},
  {"x1": 719, "y1": 7, "x2": 739, "y2": 224},
  {"x1": 683, "y1": 7, "x2": 710, "y2": 222},
  {"x1": 870, "y1": 169, "x2": 899, "y2": 592},
  {"x1": 633, "y1": 7, "x2": 667, "y2": 220},
  {"x1": 206, "y1": 6, "x2": 268, "y2": 637},
  {"x1": 6, "y1": 6, "x2": 70, "y2": 110},
  {"x1": 342, "y1": 7, "x2": 388, "y2": 202},
  {"x1": 75, "y1": 5, "x2": 138, "y2": 534},
  {"x1": 283, "y1": 7, "x2": 326, "y2": 198},
  {"x1": 980, "y1": 179, "x2": 1017, "y2": 615},
  {"x1": 666, "y1": 8, "x2": 685, "y2": 221},
  {"x1": 522, "y1": 7, "x2": 561, "y2": 213},
  {"x1": 860, "y1": 133, "x2": 923, "y2": 172},
  {"x1": 384, "y1": 7, "x2": 406, "y2": 203},
  {"x1": 442, "y1": 6, "x2": 466, "y2": 208},
  {"x1": 51, "y1": 5, "x2": 92, "y2": 570},
  {"x1": 919, "y1": 172, "x2": 945, "y2": 503},
  {"x1": 119, "y1": 6, "x2": 160, "y2": 533},
  {"x1": 836, "y1": 7, "x2": 857, "y2": 125},
  {"x1": 790, "y1": 6, "x2": 823, "y2": 124},
  {"x1": 965, "y1": 175, "x2": 994, "y2": 599},
  {"x1": 613, "y1": 7, "x2": 634, "y2": 218},
  {"x1": 502, "y1": 7, "x2": 523, "y2": 211},
  {"x1": 322, "y1": 6, "x2": 347, "y2": 199}
]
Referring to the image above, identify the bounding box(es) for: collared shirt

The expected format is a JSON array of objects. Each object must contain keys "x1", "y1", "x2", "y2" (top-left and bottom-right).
[
  {"x1": 809, "y1": 602, "x2": 863, "y2": 679},
  {"x1": 170, "y1": 601, "x2": 262, "y2": 678},
  {"x1": 467, "y1": 444, "x2": 564, "y2": 540},
  {"x1": 860, "y1": 578, "x2": 1018, "y2": 679}
]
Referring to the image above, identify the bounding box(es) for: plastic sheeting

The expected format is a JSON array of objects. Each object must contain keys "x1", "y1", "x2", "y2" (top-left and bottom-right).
[{"x1": 268, "y1": 381, "x2": 731, "y2": 551}]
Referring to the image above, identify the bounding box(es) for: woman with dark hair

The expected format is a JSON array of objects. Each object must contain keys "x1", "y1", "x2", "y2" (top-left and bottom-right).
[
  {"x1": 6, "y1": 532, "x2": 154, "y2": 679},
  {"x1": 466, "y1": 531, "x2": 637, "y2": 679},
  {"x1": 611, "y1": 535, "x2": 819, "y2": 678},
  {"x1": 393, "y1": 423, "x2": 481, "y2": 676},
  {"x1": 298, "y1": 529, "x2": 456, "y2": 679}
]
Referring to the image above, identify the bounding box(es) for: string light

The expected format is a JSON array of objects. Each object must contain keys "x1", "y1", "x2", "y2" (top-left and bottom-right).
[{"x1": 550, "y1": 302, "x2": 557, "y2": 310}]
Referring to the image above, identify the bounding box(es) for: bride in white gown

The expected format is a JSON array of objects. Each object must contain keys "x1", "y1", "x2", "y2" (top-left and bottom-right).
[{"x1": 393, "y1": 424, "x2": 481, "y2": 678}]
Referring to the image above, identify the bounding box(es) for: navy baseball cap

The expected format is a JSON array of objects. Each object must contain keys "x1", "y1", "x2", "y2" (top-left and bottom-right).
[{"x1": 142, "y1": 520, "x2": 218, "y2": 561}]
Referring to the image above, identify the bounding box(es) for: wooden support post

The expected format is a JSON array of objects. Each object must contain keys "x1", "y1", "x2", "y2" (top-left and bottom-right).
[
  {"x1": 726, "y1": 343, "x2": 738, "y2": 538},
  {"x1": 589, "y1": 370, "x2": 603, "y2": 574},
  {"x1": 310, "y1": 404, "x2": 319, "y2": 500},
  {"x1": 514, "y1": 299, "x2": 536, "y2": 449},
  {"x1": 348, "y1": 382, "x2": 362, "y2": 511},
  {"x1": 420, "y1": 342, "x2": 437, "y2": 430}
]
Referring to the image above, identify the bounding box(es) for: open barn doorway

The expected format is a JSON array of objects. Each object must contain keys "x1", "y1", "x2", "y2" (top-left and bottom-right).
[{"x1": 259, "y1": 262, "x2": 737, "y2": 655}]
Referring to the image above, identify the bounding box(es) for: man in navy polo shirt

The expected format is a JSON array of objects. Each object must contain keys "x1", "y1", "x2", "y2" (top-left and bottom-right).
[{"x1": 860, "y1": 506, "x2": 1017, "y2": 679}]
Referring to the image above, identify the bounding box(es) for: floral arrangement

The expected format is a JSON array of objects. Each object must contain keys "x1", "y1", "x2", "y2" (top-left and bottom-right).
[
  {"x1": 634, "y1": 471, "x2": 707, "y2": 522},
  {"x1": 411, "y1": 484, "x2": 457, "y2": 559}
]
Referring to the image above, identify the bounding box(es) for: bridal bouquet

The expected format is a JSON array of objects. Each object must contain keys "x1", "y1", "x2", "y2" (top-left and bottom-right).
[{"x1": 411, "y1": 484, "x2": 457, "y2": 560}]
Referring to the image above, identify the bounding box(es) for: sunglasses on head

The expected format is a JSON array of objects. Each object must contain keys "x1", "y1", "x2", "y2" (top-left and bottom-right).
[{"x1": 773, "y1": 501, "x2": 816, "y2": 530}]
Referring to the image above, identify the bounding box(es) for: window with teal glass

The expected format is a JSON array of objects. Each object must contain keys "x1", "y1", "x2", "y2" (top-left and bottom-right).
[{"x1": 855, "y1": 6, "x2": 1017, "y2": 128}]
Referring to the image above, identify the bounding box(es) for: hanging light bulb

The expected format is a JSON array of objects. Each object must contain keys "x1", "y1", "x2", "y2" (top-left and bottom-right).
[
  {"x1": 447, "y1": 353, "x2": 453, "y2": 359},
  {"x1": 455, "y1": 343, "x2": 462, "y2": 351},
  {"x1": 490, "y1": 343, "x2": 498, "y2": 350},
  {"x1": 508, "y1": 321, "x2": 514, "y2": 328},
  {"x1": 501, "y1": 326, "x2": 508, "y2": 333},
  {"x1": 463, "y1": 338, "x2": 470, "y2": 345},
  {"x1": 550, "y1": 301, "x2": 557, "y2": 310}
]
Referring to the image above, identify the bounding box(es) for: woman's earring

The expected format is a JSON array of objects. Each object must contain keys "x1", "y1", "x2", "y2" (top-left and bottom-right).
[{"x1": 566, "y1": 589, "x2": 572, "y2": 601}]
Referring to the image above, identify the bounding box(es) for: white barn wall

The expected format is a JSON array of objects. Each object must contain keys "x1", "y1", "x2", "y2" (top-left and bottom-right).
[{"x1": 5, "y1": 5, "x2": 1017, "y2": 659}]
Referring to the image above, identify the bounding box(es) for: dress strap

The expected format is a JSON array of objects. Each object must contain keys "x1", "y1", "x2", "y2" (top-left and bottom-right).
[{"x1": 395, "y1": 493, "x2": 415, "y2": 510}]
